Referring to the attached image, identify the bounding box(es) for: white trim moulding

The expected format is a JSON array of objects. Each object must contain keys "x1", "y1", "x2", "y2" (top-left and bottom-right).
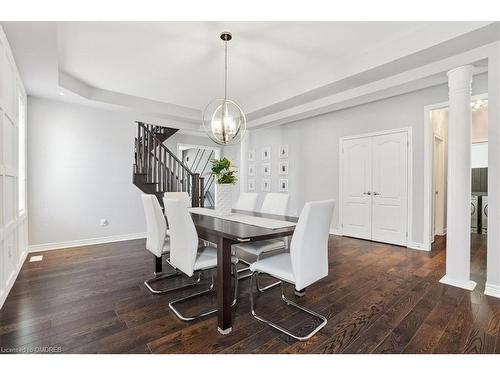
[{"x1": 28, "y1": 232, "x2": 147, "y2": 253}]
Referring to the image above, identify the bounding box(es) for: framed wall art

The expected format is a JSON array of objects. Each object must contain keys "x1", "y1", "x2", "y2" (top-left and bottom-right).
[
  {"x1": 262, "y1": 163, "x2": 271, "y2": 176},
  {"x1": 248, "y1": 179, "x2": 255, "y2": 191},
  {"x1": 279, "y1": 179, "x2": 289, "y2": 192},
  {"x1": 279, "y1": 144, "x2": 289, "y2": 158},
  {"x1": 262, "y1": 146, "x2": 271, "y2": 160},
  {"x1": 248, "y1": 149, "x2": 255, "y2": 161},
  {"x1": 262, "y1": 178, "x2": 271, "y2": 192},
  {"x1": 279, "y1": 161, "x2": 289, "y2": 175},
  {"x1": 248, "y1": 164, "x2": 256, "y2": 176}
]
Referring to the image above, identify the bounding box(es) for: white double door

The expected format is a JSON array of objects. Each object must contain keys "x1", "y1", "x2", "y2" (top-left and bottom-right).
[{"x1": 341, "y1": 131, "x2": 408, "y2": 246}]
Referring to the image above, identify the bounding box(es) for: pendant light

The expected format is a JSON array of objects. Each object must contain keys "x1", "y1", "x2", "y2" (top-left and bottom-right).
[{"x1": 203, "y1": 32, "x2": 246, "y2": 145}]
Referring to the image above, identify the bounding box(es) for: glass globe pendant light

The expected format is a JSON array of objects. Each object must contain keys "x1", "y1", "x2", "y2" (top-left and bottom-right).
[{"x1": 203, "y1": 32, "x2": 246, "y2": 145}]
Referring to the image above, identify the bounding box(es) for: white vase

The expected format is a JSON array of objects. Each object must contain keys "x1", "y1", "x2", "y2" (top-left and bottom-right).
[{"x1": 215, "y1": 183, "x2": 233, "y2": 216}]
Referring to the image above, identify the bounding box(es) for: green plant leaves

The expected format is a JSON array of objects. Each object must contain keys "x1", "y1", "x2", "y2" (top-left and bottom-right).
[{"x1": 210, "y1": 157, "x2": 237, "y2": 184}]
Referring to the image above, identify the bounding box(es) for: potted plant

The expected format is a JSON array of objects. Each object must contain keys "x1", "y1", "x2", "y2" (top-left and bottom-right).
[{"x1": 210, "y1": 157, "x2": 237, "y2": 215}]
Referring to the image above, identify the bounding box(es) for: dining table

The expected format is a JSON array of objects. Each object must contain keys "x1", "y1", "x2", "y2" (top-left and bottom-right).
[{"x1": 189, "y1": 207, "x2": 298, "y2": 335}]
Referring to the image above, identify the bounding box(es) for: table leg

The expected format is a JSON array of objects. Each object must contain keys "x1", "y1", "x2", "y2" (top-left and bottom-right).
[
  {"x1": 154, "y1": 256, "x2": 162, "y2": 275},
  {"x1": 217, "y1": 236, "x2": 234, "y2": 334}
]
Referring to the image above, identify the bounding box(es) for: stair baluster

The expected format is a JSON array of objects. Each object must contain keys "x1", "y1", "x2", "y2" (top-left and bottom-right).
[{"x1": 132, "y1": 121, "x2": 204, "y2": 208}]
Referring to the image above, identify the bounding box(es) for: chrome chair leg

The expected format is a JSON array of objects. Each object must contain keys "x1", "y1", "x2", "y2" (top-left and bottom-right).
[
  {"x1": 256, "y1": 273, "x2": 282, "y2": 292},
  {"x1": 144, "y1": 270, "x2": 202, "y2": 294},
  {"x1": 236, "y1": 259, "x2": 252, "y2": 280},
  {"x1": 169, "y1": 264, "x2": 239, "y2": 322},
  {"x1": 254, "y1": 251, "x2": 282, "y2": 291},
  {"x1": 249, "y1": 272, "x2": 327, "y2": 341}
]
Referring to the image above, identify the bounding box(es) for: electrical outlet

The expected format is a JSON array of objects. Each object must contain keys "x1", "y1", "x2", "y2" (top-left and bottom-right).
[{"x1": 100, "y1": 218, "x2": 109, "y2": 227}]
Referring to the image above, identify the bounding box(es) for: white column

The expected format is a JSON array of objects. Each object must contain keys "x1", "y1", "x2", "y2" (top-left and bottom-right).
[
  {"x1": 440, "y1": 65, "x2": 476, "y2": 291},
  {"x1": 486, "y1": 43, "x2": 500, "y2": 298}
]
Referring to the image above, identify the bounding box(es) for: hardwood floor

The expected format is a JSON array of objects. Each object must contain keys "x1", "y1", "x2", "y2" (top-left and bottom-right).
[{"x1": 1, "y1": 234, "x2": 499, "y2": 354}]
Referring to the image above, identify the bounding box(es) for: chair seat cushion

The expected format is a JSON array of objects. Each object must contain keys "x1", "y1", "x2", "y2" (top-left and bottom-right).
[
  {"x1": 233, "y1": 239, "x2": 286, "y2": 257},
  {"x1": 249, "y1": 253, "x2": 295, "y2": 284},
  {"x1": 194, "y1": 246, "x2": 238, "y2": 271}
]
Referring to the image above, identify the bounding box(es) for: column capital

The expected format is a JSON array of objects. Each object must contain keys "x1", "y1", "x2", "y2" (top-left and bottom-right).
[{"x1": 447, "y1": 65, "x2": 474, "y2": 90}]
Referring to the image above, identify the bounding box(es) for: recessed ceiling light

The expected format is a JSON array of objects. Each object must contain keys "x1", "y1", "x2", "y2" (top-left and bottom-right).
[{"x1": 59, "y1": 91, "x2": 65, "y2": 96}]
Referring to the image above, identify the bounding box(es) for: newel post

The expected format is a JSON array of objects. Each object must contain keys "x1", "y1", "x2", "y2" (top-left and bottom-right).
[
  {"x1": 199, "y1": 177, "x2": 205, "y2": 208},
  {"x1": 192, "y1": 174, "x2": 200, "y2": 207}
]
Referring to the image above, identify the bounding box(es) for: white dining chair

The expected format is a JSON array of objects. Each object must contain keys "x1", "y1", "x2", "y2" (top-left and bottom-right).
[
  {"x1": 141, "y1": 194, "x2": 200, "y2": 294},
  {"x1": 249, "y1": 199, "x2": 335, "y2": 341},
  {"x1": 233, "y1": 193, "x2": 258, "y2": 212},
  {"x1": 233, "y1": 193, "x2": 290, "y2": 287},
  {"x1": 165, "y1": 191, "x2": 192, "y2": 207},
  {"x1": 260, "y1": 193, "x2": 289, "y2": 216},
  {"x1": 164, "y1": 197, "x2": 239, "y2": 321}
]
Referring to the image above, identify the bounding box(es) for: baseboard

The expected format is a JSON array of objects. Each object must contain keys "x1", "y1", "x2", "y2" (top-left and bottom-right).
[
  {"x1": 439, "y1": 275, "x2": 477, "y2": 291},
  {"x1": 329, "y1": 227, "x2": 342, "y2": 236},
  {"x1": 0, "y1": 250, "x2": 28, "y2": 309},
  {"x1": 484, "y1": 283, "x2": 500, "y2": 299},
  {"x1": 407, "y1": 241, "x2": 431, "y2": 251},
  {"x1": 28, "y1": 232, "x2": 147, "y2": 253}
]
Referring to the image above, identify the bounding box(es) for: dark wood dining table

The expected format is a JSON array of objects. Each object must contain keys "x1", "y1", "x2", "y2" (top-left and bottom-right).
[{"x1": 190, "y1": 209, "x2": 298, "y2": 334}]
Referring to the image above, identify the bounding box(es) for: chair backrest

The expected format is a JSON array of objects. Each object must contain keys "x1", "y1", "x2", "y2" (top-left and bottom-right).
[
  {"x1": 233, "y1": 193, "x2": 258, "y2": 212},
  {"x1": 141, "y1": 194, "x2": 167, "y2": 258},
  {"x1": 164, "y1": 191, "x2": 191, "y2": 207},
  {"x1": 260, "y1": 193, "x2": 289, "y2": 216},
  {"x1": 290, "y1": 200, "x2": 335, "y2": 290},
  {"x1": 163, "y1": 197, "x2": 199, "y2": 277}
]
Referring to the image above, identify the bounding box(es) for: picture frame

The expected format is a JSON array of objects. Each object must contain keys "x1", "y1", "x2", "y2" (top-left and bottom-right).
[
  {"x1": 279, "y1": 144, "x2": 289, "y2": 158},
  {"x1": 248, "y1": 179, "x2": 255, "y2": 191},
  {"x1": 248, "y1": 149, "x2": 255, "y2": 162},
  {"x1": 262, "y1": 163, "x2": 271, "y2": 176},
  {"x1": 262, "y1": 146, "x2": 271, "y2": 160},
  {"x1": 279, "y1": 161, "x2": 289, "y2": 175},
  {"x1": 262, "y1": 178, "x2": 271, "y2": 192},
  {"x1": 248, "y1": 164, "x2": 256, "y2": 177},
  {"x1": 279, "y1": 179, "x2": 289, "y2": 192}
]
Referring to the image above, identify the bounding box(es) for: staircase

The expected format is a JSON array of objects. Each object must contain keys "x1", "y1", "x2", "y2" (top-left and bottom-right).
[{"x1": 133, "y1": 121, "x2": 205, "y2": 208}]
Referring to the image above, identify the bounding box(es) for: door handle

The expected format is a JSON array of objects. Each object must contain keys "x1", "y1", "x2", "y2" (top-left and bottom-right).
[
  {"x1": 363, "y1": 192, "x2": 372, "y2": 195},
  {"x1": 373, "y1": 192, "x2": 381, "y2": 196}
]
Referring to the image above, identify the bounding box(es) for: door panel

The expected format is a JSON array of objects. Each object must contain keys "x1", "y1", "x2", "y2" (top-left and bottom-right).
[
  {"x1": 342, "y1": 137, "x2": 372, "y2": 240},
  {"x1": 371, "y1": 132, "x2": 408, "y2": 245}
]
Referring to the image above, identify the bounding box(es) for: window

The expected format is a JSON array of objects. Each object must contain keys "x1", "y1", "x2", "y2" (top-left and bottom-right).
[{"x1": 18, "y1": 93, "x2": 26, "y2": 216}]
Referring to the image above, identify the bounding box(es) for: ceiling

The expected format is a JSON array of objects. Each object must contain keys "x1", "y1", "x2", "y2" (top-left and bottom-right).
[{"x1": 1, "y1": 21, "x2": 498, "y2": 130}]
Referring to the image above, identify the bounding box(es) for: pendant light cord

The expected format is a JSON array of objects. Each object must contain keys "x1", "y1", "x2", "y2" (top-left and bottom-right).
[{"x1": 224, "y1": 39, "x2": 228, "y2": 100}]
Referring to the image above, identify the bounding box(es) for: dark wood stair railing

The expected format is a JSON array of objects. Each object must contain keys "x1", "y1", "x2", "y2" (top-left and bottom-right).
[{"x1": 133, "y1": 121, "x2": 204, "y2": 208}]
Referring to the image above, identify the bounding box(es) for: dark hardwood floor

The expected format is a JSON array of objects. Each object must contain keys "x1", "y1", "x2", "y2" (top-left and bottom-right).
[{"x1": 1, "y1": 234, "x2": 499, "y2": 354}]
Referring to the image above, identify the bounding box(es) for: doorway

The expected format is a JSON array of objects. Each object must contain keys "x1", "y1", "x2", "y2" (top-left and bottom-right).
[
  {"x1": 430, "y1": 109, "x2": 448, "y2": 240},
  {"x1": 177, "y1": 143, "x2": 220, "y2": 208}
]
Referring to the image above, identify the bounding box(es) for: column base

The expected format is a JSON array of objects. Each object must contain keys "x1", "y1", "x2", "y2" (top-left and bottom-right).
[
  {"x1": 484, "y1": 283, "x2": 500, "y2": 298},
  {"x1": 439, "y1": 275, "x2": 477, "y2": 291},
  {"x1": 217, "y1": 326, "x2": 232, "y2": 335}
]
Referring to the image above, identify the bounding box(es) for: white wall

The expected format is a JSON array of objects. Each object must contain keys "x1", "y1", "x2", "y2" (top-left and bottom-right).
[
  {"x1": 472, "y1": 104, "x2": 488, "y2": 142},
  {"x1": 243, "y1": 73, "x2": 488, "y2": 246},
  {"x1": 472, "y1": 143, "x2": 488, "y2": 168},
  {"x1": 0, "y1": 26, "x2": 27, "y2": 308},
  {"x1": 27, "y1": 97, "x2": 216, "y2": 249}
]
